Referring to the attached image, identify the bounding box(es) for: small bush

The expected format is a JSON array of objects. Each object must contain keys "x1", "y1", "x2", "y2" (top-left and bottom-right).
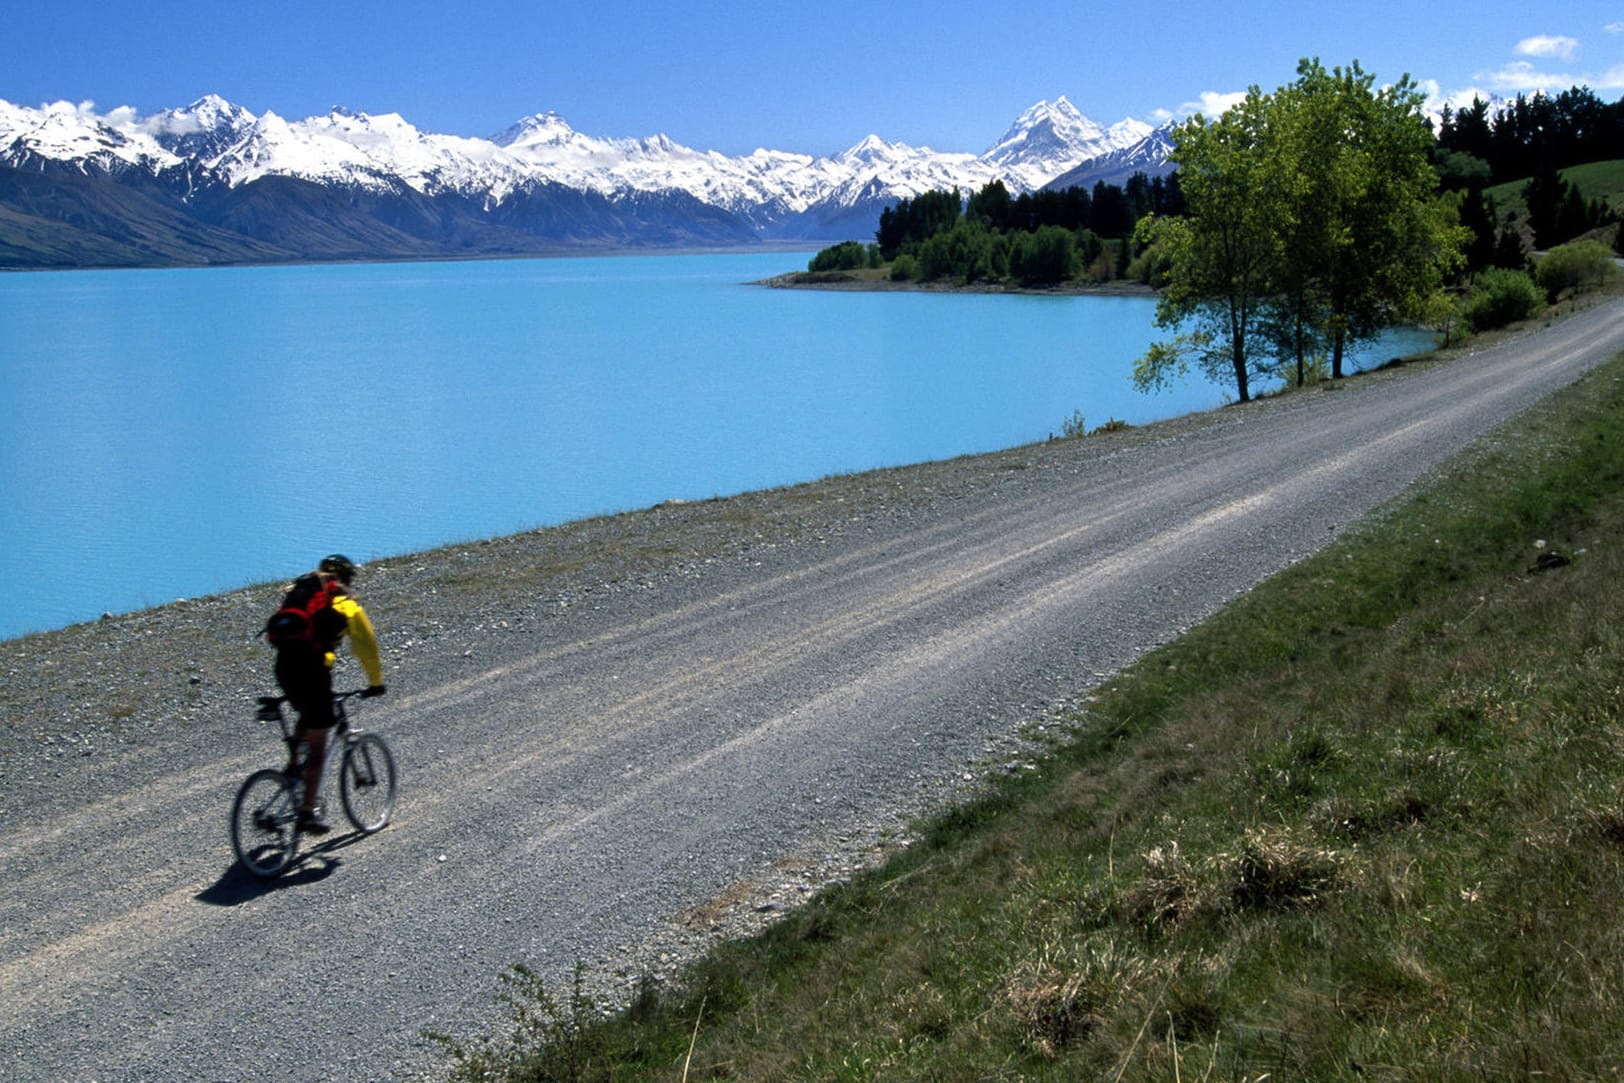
[
  {"x1": 889, "y1": 253, "x2": 918, "y2": 281},
  {"x1": 808, "y1": 241, "x2": 868, "y2": 273},
  {"x1": 1460, "y1": 269, "x2": 1543, "y2": 331},
  {"x1": 1535, "y1": 240, "x2": 1617, "y2": 300},
  {"x1": 1126, "y1": 243, "x2": 1175, "y2": 288}
]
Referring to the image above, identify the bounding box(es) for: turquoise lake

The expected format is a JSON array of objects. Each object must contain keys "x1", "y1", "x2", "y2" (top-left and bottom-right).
[{"x1": 0, "y1": 252, "x2": 1430, "y2": 641}]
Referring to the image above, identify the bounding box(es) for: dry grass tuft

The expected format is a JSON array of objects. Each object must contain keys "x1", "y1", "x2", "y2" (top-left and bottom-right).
[
  {"x1": 1226, "y1": 829, "x2": 1343, "y2": 912},
  {"x1": 1123, "y1": 842, "x2": 1204, "y2": 932},
  {"x1": 1005, "y1": 940, "x2": 1154, "y2": 1057}
]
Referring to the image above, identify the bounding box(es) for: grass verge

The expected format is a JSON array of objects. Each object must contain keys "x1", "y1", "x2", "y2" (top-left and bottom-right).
[{"x1": 435, "y1": 350, "x2": 1624, "y2": 1082}]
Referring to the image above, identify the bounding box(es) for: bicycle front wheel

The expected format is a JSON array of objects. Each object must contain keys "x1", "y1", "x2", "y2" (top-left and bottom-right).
[
  {"x1": 340, "y1": 733, "x2": 397, "y2": 833},
  {"x1": 231, "y1": 769, "x2": 299, "y2": 878}
]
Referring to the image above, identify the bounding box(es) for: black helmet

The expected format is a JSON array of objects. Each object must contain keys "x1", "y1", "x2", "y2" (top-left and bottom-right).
[{"x1": 318, "y1": 553, "x2": 357, "y2": 585}]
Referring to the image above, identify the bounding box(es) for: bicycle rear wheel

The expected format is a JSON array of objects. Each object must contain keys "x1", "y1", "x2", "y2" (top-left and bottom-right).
[
  {"x1": 231, "y1": 769, "x2": 299, "y2": 878},
  {"x1": 340, "y1": 733, "x2": 396, "y2": 833}
]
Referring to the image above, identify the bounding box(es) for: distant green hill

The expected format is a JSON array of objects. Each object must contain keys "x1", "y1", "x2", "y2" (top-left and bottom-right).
[{"x1": 1486, "y1": 159, "x2": 1624, "y2": 216}]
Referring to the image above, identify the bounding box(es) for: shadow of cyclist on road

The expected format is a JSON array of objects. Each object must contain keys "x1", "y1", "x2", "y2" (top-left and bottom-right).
[{"x1": 197, "y1": 830, "x2": 371, "y2": 906}]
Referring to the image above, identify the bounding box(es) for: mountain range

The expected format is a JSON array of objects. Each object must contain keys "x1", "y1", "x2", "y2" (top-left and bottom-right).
[{"x1": 0, "y1": 95, "x2": 1176, "y2": 269}]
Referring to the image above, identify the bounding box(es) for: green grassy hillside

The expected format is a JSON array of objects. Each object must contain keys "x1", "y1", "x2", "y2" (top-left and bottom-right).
[{"x1": 1486, "y1": 159, "x2": 1624, "y2": 219}]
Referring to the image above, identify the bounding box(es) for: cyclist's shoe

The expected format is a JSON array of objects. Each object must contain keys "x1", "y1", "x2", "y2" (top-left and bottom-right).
[{"x1": 298, "y1": 805, "x2": 331, "y2": 835}]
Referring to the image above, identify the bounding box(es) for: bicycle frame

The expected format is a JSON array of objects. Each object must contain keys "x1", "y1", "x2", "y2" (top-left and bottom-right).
[{"x1": 255, "y1": 690, "x2": 366, "y2": 793}]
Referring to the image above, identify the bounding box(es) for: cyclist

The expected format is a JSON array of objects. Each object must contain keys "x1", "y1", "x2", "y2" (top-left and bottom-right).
[{"x1": 269, "y1": 554, "x2": 386, "y2": 834}]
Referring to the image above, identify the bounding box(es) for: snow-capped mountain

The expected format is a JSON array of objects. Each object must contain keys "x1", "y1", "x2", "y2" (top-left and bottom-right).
[
  {"x1": 144, "y1": 95, "x2": 258, "y2": 161},
  {"x1": 1044, "y1": 121, "x2": 1179, "y2": 190},
  {"x1": 984, "y1": 97, "x2": 1152, "y2": 190},
  {"x1": 0, "y1": 94, "x2": 1168, "y2": 268},
  {"x1": 0, "y1": 99, "x2": 183, "y2": 176}
]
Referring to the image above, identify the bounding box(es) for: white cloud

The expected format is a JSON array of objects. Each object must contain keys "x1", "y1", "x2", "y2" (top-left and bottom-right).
[
  {"x1": 39, "y1": 99, "x2": 96, "y2": 117},
  {"x1": 1420, "y1": 80, "x2": 1496, "y2": 115},
  {"x1": 1475, "y1": 59, "x2": 1576, "y2": 94},
  {"x1": 1515, "y1": 34, "x2": 1580, "y2": 61},
  {"x1": 1447, "y1": 32, "x2": 1624, "y2": 103},
  {"x1": 1173, "y1": 90, "x2": 1248, "y2": 120}
]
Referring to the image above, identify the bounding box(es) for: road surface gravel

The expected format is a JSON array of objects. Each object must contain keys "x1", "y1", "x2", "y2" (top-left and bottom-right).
[{"x1": 2, "y1": 297, "x2": 1622, "y2": 1081}]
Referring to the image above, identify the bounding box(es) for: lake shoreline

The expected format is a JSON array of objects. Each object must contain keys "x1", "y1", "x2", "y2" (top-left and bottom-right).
[{"x1": 756, "y1": 269, "x2": 1158, "y2": 298}]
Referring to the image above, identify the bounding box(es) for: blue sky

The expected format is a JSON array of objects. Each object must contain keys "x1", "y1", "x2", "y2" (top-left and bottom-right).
[{"x1": 11, "y1": 1, "x2": 1624, "y2": 155}]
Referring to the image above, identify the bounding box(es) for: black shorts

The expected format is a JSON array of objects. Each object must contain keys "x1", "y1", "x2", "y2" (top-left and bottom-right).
[{"x1": 274, "y1": 646, "x2": 335, "y2": 731}]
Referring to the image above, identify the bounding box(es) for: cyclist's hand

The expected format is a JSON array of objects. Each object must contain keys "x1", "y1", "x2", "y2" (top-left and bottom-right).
[{"x1": 363, "y1": 685, "x2": 387, "y2": 698}]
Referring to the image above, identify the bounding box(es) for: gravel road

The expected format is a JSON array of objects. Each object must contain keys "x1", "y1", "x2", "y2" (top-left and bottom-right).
[{"x1": 3, "y1": 298, "x2": 1622, "y2": 1082}]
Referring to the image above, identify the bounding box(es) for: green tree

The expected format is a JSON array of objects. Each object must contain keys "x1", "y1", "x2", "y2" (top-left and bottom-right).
[
  {"x1": 1523, "y1": 164, "x2": 1567, "y2": 250},
  {"x1": 1138, "y1": 59, "x2": 1463, "y2": 401},
  {"x1": 807, "y1": 241, "x2": 868, "y2": 273},
  {"x1": 1460, "y1": 268, "x2": 1542, "y2": 330},
  {"x1": 1286, "y1": 60, "x2": 1462, "y2": 380},
  {"x1": 966, "y1": 180, "x2": 1014, "y2": 232},
  {"x1": 1493, "y1": 218, "x2": 1530, "y2": 270},
  {"x1": 916, "y1": 220, "x2": 1005, "y2": 284},
  {"x1": 1454, "y1": 187, "x2": 1498, "y2": 273},
  {"x1": 1134, "y1": 87, "x2": 1282, "y2": 403},
  {"x1": 1553, "y1": 184, "x2": 1607, "y2": 246},
  {"x1": 1091, "y1": 181, "x2": 1133, "y2": 239},
  {"x1": 875, "y1": 189, "x2": 962, "y2": 259},
  {"x1": 1009, "y1": 225, "x2": 1076, "y2": 285},
  {"x1": 1258, "y1": 67, "x2": 1340, "y2": 386}
]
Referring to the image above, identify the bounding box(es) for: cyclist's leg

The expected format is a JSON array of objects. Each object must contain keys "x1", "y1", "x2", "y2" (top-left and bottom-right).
[{"x1": 275, "y1": 646, "x2": 334, "y2": 813}]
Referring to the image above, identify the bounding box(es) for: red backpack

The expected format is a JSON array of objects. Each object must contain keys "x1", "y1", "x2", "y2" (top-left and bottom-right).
[{"x1": 264, "y1": 573, "x2": 347, "y2": 649}]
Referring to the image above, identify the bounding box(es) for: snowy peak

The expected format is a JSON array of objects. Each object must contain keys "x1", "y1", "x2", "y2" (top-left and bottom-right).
[
  {"x1": 839, "y1": 133, "x2": 917, "y2": 166},
  {"x1": 0, "y1": 99, "x2": 181, "y2": 175},
  {"x1": 1044, "y1": 120, "x2": 1177, "y2": 190},
  {"x1": 143, "y1": 95, "x2": 258, "y2": 160},
  {"x1": 491, "y1": 111, "x2": 577, "y2": 150},
  {"x1": 989, "y1": 96, "x2": 1104, "y2": 154},
  {"x1": 983, "y1": 95, "x2": 1151, "y2": 189}
]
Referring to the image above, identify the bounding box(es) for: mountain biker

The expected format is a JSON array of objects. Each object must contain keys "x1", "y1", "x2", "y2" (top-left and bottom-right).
[{"x1": 270, "y1": 554, "x2": 386, "y2": 834}]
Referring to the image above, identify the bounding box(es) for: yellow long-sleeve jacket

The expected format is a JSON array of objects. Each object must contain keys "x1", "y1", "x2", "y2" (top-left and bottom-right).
[{"x1": 329, "y1": 593, "x2": 384, "y2": 687}]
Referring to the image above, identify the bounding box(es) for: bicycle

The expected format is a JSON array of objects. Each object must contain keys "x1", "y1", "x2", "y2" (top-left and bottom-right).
[{"x1": 229, "y1": 689, "x2": 398, "y2": 879}]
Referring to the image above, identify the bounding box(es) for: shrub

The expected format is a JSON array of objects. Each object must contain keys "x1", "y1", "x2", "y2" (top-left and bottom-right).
[
  {"x1": 1460, "y1": 269, "x2": 1543, "y2": 332},
  {"x1": 808, "y1": 241, "x2": 868, "y2": 273},
  {"x1": 1126, "y1": 242, "x2": 1175, "y2": 288},
  {"x1": 889, "y1": 254, "x2": 918, "y2": 281},
  {"x1": 1535, "y1": 240, "x2": 1617, "y2": 300},
  {"x1": 1008, "y1": 226, "x2": 1076, "y2": 285}
]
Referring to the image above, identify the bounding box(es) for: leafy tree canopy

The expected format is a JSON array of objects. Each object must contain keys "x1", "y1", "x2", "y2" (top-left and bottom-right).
[{"x1": 1137, "y1": 59, "x2": 1466, "y2": 402}]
